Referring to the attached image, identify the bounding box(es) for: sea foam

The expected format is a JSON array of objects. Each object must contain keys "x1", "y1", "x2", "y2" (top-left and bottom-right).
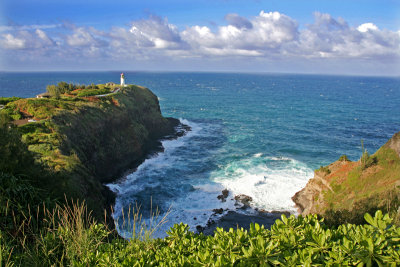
[{"x1": 213, "y1": 154, "x2": 313, "y2": 213}]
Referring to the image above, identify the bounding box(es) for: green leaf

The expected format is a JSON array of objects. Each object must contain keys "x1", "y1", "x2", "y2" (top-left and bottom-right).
[{"x1": 364, "y1": 213, "x2": 375, "y2": 226}]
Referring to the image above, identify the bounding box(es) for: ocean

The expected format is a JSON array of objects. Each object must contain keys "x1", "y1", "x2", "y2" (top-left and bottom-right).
[{"x1": 1, "y1": 71, "x2": 399, "y2": 237}]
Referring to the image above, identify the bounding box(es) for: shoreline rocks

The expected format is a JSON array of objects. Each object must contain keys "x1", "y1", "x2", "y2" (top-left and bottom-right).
[{"x1": 197, "y1": 189, "x2": 291, "y2": 235}]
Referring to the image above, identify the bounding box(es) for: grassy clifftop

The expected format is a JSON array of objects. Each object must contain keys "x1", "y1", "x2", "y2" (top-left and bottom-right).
[
  {"x1": 293, "y1": 132, "x2": 400, "y2": 225},
  {"x1": 0, "y1": 85, "x2": 179, "y2": 219}
]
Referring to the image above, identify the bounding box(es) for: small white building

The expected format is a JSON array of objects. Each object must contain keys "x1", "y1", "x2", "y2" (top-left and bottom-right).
[
  {"x1": 120, "y1": 73, "x2": 126, "y2": 86},
  {"x1": 36, "y1": 92, "x2": 50, "y2": 98}
]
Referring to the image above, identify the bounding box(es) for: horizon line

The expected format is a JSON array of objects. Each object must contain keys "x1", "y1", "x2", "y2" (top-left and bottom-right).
[{"x1": 0, "y1": 70, "x2": 399, "y2": 78}]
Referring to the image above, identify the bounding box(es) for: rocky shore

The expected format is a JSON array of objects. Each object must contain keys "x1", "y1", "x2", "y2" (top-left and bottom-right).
[{"x1": 197, "y1": 189, "x2": 291, "y2": 235}]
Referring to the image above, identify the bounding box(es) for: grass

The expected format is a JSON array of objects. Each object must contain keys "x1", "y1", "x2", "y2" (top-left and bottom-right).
[
  {"x1": 113, "y1": 200, "x2": 170, "y2": 242},
  {"x1": 316, "y1": 140, "x2": 400, "y2": 226},
  {"x1": 2, "y1": 200, "x2": 400, "y2": 266},
  {"x1": 77, "y1": 88, "x2": 110, "y2": 97}
]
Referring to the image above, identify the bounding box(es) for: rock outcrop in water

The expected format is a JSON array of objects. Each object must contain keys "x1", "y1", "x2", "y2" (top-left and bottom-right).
[{"x1": 292, "y1": 131, "x2": 400, "y2": 224}]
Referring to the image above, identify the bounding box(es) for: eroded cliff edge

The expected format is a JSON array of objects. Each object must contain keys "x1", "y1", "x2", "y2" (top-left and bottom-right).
[
  {"x1": 2, "y1": 85, "x2": 183, "y2": 221},
  {"x1": 292, "y1": 131, "x2": 400, "y2": 224}
]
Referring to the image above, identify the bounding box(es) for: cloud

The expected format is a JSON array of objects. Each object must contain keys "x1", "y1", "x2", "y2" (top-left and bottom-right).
[
  {"x1": 224, "y1": 13, "x2": 253, "y2": 29},
  {"x1": 0, "y1": 33, "x2": 26, "y2": 49},
  {"x1": 0, "y1": 24, "x2": 61, "y2": 32},
  {"x1": 0, "y1": 29, "x2": 56, "y2": 50},
  {"x1": 357, "y1": 23, "x2": 378, "y2": 33},
  {"x1": 182, "y1": 11, "x2": 298, "y2": 56},
  {"x1": 292, "y1": 13, "x2": 400, "y2": 59},
  {"x1": 128, "y1": 15, "x2": 185, "y2": 49},
  {"x1": 1, "y1": 11, "x2": 399, "y2": 73},
  {"x1": 65, "y1": 26, "x2": 108, "y2": 48}
]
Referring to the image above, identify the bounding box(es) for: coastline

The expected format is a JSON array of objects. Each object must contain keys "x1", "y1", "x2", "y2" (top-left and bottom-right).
[
  {"x1": 104, "y1": 118, "x2": 191, "y2": 227},
  {"x1": 196, "y1": 189, "x2": 291, "y2": 235}
]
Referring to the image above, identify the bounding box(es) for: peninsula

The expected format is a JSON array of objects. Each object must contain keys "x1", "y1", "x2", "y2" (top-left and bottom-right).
[{"x1": 0, "y1": 81, "x2": 183, "y2": 220}]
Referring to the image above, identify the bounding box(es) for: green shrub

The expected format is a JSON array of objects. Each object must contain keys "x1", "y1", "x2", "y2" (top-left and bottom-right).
[
  {"x1": 46, "y1": 85, "x2": 60, "y2": 99},
  {"x1": 86, "y1": 211, "x2": 400, "y2": 266},
  {"x1": 77, "y1": 88, "x2": 110, "y2": 97},
  {"x1": 338, "y1": 154, "x2": 350, "y2": 162},
  {"x1": 3, "y1": 194, "x2": 400, "y2": 266},
  {"x1": 360, "y1": 139, "x2": 378, "y2": 170},
  {"x1": 0, "y1": 97, "x2": 21, "y2": 105},
  {"x1": 317, "y1": 165, "x2": 331, "y2": 174}
]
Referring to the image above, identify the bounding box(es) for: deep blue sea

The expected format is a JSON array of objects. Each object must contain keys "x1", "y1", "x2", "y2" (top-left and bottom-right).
[{"x1": 1, "y1": 72, "x2": 399, "y2": 237}]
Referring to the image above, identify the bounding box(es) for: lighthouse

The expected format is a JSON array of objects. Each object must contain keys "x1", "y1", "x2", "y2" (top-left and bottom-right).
[{"x1": 120, "y1": 73, "x2": 126, "y2": 86}]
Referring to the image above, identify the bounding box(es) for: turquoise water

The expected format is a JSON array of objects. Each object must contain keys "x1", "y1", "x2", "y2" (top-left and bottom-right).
[{"x1": 1, "y1": 72, "x2": 399, "y2": 237}]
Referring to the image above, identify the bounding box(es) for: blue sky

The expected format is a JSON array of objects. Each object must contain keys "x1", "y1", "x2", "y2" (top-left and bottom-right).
[{"x1": 1, "y1": 0, "x2": 399, "y2": 75}]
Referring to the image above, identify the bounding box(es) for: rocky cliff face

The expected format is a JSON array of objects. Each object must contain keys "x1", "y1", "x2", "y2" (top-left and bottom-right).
[
  {"x1": 385, "y1": 132, "x2": 400, "y2": 157},
  {"x1": 54, "y1": 86, "x2": 179, "y2": 184},
  {"x1": 292, "y1": 160, "x2": 351, "y2": 215},
  {"x1": 292, "y1": 131, "x2": 400, "y2": 224},
  {"x1": 14, "y1": 85, "x2": 182, "y2": 220}
]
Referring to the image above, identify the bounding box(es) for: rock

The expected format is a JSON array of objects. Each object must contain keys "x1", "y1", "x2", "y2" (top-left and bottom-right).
[
  {"x1": 217, "y1": 189, "x2": 229, "y2": 202},
  {"x1": 385, "y1": 132, "x2": 400, "y2": 157},
  {"x1": 201, "y1": 210, "x2": 283, "y2": 236},
  {"x1": 212, "y1": 208, "x2": 224, "y2": 214},
  {"x1": 271, "y1": 210, "x2": 291, "y2": 217},
  {"x1": 196, "y1": 225, "x2": 204, "y2": 232},
  {"x1": 206, "y1": 219, "x2": 215, "y2": 227},
  {"x1": 234, "y1": 194, "x2": 253, "y2": 207},
  {"x1": 222, "y1": 189, "x2": 229, "y2": 198}
]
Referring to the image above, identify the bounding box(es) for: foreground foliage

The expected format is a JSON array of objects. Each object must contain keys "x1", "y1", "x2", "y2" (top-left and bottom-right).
[{"x1": 1, "y1": 203, "x2": 399, "y2": 266}]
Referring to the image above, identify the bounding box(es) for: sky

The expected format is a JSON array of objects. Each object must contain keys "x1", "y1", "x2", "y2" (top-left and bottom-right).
[{"x1": 0, "y1": 0, "x2": 399, "y2": 75}]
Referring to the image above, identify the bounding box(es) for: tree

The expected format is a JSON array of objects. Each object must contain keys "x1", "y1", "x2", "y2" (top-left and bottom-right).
[
  {"x1": 46, "y1": 84, "x2": 61, "y2": 99},
  {"x1": 57, "y1": 81, "x2": 69, "y2": 93},
  {"x1": 68, "y1": 83, "x2": 75, "y2": 92}
]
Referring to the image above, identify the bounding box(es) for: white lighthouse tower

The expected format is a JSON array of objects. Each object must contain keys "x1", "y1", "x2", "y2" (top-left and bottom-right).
[{"x1": 120, "y1": 73, "x2": 126, "y2": 87}]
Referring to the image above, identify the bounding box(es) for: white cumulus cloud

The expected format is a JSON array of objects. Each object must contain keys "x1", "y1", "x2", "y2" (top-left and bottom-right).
[
  {"x1": 357, "y1": 23, "x2": 378, "y2": 33},
  {"x1": 1, "y1": 11, "x2": 399, "y2": 74},
  {"x1": 0, "y1": 33, "x2": 26, "y2": 49}
]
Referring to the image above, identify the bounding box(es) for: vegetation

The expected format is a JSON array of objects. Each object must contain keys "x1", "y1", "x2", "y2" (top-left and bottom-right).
[
  {"x1": 77, "y1": 88, "x2": 110, "y2": 97},
  {"x1": 298, "y1": 136, "x2": 400, "y2": 228},
  {"x1": 2, "y1": 82, "x2": 399, "y2": 265},
  {"x1": 360, "y1": 140, "x2": 378, "y2": 170},
  {"x1": 317, "y1": 165, "x2": 331, "y2": 174},
  {"x1": 44, "y1": 81, "x2": 118, "y2": 98},
  {"x1": 339, "y1": 154, "x2": 350, "y2": 162},
  {"x1": 0, "y1": 84, "x2": 176, "y2": 220},
  {"x1": 0, "y1": 97, "x2": 21, "y2": 105},
  {"x1": 1, "y1": 195, "x2": 399, "y2": 266}
]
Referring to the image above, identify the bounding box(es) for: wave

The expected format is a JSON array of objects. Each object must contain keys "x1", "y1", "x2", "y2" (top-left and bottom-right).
[
  {"x1": 109, "y1": 118, "x2": 314, "y2": 239},
  {"x1": 108, "y1": 118, "x2": 226, "y2": 238},
  {"x1": 212, "y1": 154, "x2": 313, "y2": 213}
]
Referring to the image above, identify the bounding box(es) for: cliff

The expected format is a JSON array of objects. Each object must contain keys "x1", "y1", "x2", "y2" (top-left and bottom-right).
[
  {"x1": 1, "y1": 85, "x2": 181, "y2": 220},
  {"x1": 293, "y1": 131, "x2": 400, "y2": 224}
]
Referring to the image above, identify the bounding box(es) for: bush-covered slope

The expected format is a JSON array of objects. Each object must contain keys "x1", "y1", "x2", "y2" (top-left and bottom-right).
[{"x1": 293, "y1": 132, "x2": 400, "y2": 225}]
